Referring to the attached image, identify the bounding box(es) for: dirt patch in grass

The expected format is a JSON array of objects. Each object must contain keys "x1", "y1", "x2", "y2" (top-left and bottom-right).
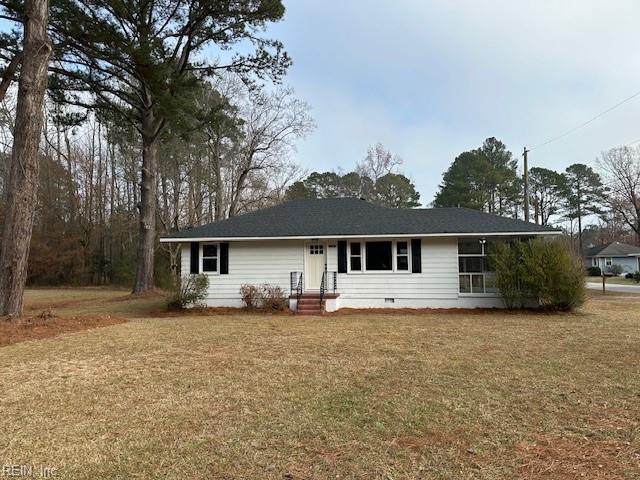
[
  {"x1": 24, "y1": 296, "x2": 112, "y2": 312},
  {"x1": 390, "y1": 430, "x2": 464, "y2": 451},
  {"x1": 325, "y1": 306, "x2": 576, "y2": 316},
  {"x1": 517, "y1": 434, "x2": 639, "y2": 479},
  {"x1": 0, "y1": 311, "x2": 126, "y2": 347},
  {"x1": 110, "y1": 289, "x2": 167, "y2": 302},
  {"x1": 149, "y1": 306, "x2": 295, "y2": 317}
]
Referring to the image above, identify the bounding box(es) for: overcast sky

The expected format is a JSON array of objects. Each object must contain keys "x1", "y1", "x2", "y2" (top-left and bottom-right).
[{"x1": 265, "y1": 0, "x2": 640, "y2": 205}]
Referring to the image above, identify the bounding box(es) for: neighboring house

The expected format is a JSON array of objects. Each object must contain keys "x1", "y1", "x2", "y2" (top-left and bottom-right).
[
  {"x1": 584, "y1": 242, "x2": 640, "y2": 274},
  {"x1": 160, "y1": 198, "x2": 560, "y2": 313}
]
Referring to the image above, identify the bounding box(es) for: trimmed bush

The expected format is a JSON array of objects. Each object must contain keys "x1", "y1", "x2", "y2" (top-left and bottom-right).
[
  {"x1": 492, "y1": 238, "x2": 586, "y2": 311},
  {"x1": 168, "y1": 274, "x2": 209, "y2": 310},
  {"x1": 240, "y1": 284, "x2": 262, "y2": 309},
  {"x1": 240, "y1": 284, "x2": 288, "y2": 311},
  {"x1": 633, "y1": 271, "x2": 640, "y2": 284},
  {"x1": 587, "y1": 266, "x2": 601, "y2": 277},
  {"x1": 261, "y1": 285, "x2": 287, "y2": 311},
  {"x1": 625, "y1": 273, "x2": 634, "y2": 279}
]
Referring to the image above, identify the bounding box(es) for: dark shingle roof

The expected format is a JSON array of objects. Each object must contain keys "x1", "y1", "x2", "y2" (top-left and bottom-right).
[
  {"x1": 585, "y1": 242, "x2": 640, "y2": 257},
  {"x1": 162, "y1": 198, "x2": 560, "y2": 240}
]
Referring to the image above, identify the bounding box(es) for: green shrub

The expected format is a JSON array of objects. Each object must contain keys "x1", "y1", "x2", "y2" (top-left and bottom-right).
[
  {"x1": 492, "y1": 238, "x2": 586, "y2": 311},
  {"x1": 167, "y1": 274, "x2": 209, "y2": 310},
  {"x1": 608, "y1": 264, "x2": 623, "y2": 276},
  {"x1": 633, "y1": 271, "x2": 640, "y2": 284},
  {"x1": 587, "y1": 266, "x2": 601, "y2": 277}
]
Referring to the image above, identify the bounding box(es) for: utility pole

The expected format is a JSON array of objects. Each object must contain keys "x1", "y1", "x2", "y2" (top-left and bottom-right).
[{"x1": 523, "y1": 147, "x2": 530, "y2": 222}]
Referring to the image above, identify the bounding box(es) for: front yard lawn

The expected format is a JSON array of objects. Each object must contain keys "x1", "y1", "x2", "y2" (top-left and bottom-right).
[{"x1": 0, "y1": 289, "x2": 638, "y2": 479}]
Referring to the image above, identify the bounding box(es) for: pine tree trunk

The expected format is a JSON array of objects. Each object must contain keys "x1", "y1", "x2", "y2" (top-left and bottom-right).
[
  {"x1": 0, "y1": 0, "x2": 52, "y2": 317},
  {"x1": 132, "y1": 108, "x2": 159, "y2": 294}
]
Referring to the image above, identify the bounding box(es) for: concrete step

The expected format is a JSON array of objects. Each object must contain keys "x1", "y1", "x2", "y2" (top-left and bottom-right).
[
  {"x1": 298, "y1": 298, "x2": 324, "y2": 306},
  {"x1": 297, "y1": 303, "x2": 323, "y2": 311},
  {"x1": 296, "y1": 310, "x2": 323, "y2": 316}
]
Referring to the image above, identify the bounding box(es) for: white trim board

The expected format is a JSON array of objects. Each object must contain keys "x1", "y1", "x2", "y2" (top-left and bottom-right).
[{"x1": 160, "y1": 231, "x2": 561, "y2": 243}]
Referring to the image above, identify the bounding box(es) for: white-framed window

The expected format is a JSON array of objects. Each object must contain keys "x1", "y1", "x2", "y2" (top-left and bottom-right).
[
  {"x1": 396, "y1": 241, "x2": 409, "y2": 271},
  {"x1": 347, "y1": 240, "x2": 411, "y2": 273},
  {"x1": 605, "y1": 257, "x2": 613, "y2": 266},
  {"x1": 201, "y1": 243, "x2": 219, "y2": 273},
  {"x1": 591, "y1": 258, "x2": 598, "y2": 267},
  {"x1": 458, "y1": 239, "x2": 497, "y2": 295},
  {"x1": 349, "y1": 242, "x2": 362, "y2": 271},
  {"x1": 309, "y1": 243, "x2": 324, "y2": 256}
]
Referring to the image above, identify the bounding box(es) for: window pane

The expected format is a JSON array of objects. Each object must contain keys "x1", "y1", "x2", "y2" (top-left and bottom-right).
[
  {"x1": 350, "y1": 243, "x2": 360, "y2": 255},
  {"x1": 458, "y1": 240, "x2": 483, "y2": 255},
  {"x1": 203, "y1": 244, "x2": 217, "y2": 258},
  {"x1": 396, "y1": 241, "x2": 408, "y2": 255},
  {"x1": 471, "y1": 274, "x2": 484, "y2": 293},
  {"x1": 484, "y1": 274, "x2": 498, "y2": 293},
  {"x1": 397, "y1": 256, "x2": 409, "y2": 271},
  {"x1": 365, "y1": 241, "x2": 393, "y2": 270},
  {"x1": 350, "y1": 257, "x2": 362, "y2": 271},
  {"x1": 203, "y1": 258, "x2": 217, "y2": 272},
  {"x1": 459, "y1": 275, "x2": 471, "y2": 293},
  {"x1": 459, "y1": 257, "x2": 484, "y2": 273}
]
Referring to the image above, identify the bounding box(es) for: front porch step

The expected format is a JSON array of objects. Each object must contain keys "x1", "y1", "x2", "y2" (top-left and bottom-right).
[
  {"x1": 296, "y1": 309, "x2": 323, "y2": 316},
  {"x1": 292, "y1": 292, "x2": 339, "y2": 315},
  {"x1": 297, "y1": 304, "x2": 323, "y2": 311},
  {"x1": 295, "y1": 294, "x2": 324, "y2": 315}
]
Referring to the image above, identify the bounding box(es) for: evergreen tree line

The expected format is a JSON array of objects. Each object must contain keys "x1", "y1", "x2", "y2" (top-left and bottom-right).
[{"x1": 433, "y1": 137, "x2": 640, "y2": 249}]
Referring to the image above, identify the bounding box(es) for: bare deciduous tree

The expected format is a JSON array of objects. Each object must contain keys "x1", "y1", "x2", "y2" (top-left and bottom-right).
[
  {"x1": 357, "y1": 142, "x2": 403, "y2": 183},
  {"x1": 227, "y1": 86, "x2": 315, "y2": 217},
  {"x1": 599, "y1": 146, "x2": 640, "y2": 245}
]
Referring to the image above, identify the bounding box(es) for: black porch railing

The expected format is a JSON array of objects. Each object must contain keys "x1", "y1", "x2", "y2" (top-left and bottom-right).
[
  {"x1": 320, "y1": 271, "x2": 337, "y2": 307},
  {"x1": 290, "y1": 271, "x2": 303, "y2": 304}
]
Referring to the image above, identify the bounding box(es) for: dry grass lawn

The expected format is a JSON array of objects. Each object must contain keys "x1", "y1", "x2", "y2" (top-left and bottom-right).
[{"x1": 0, "y1": 289, "x2": 638, "y2": 479}]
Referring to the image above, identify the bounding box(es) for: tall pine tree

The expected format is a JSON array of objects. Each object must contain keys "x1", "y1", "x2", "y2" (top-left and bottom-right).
[
  {"x1": 563, "y1": 163, "x2": 605, "y2": 251},
  {"x1": 1, "y1": 0, "x2": 291, "y2": 293}
]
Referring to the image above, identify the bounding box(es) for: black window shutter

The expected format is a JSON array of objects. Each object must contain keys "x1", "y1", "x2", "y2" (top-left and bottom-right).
[
  {"x1": 190, "y1": 242, "x2": 199, "y2": 274},
  {"x1": 411, "y1": 239, "x2": 422, "y2": 273},
  {"x1": 220, "y1": 242, "x2": 229, "y2": 274},
  {"x1": 338, "y1": 240, "x2": 347, "y2": 273}
]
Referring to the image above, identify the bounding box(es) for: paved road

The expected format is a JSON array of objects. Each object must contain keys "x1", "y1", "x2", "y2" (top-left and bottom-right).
[{"x1": 586, "y1": 282, "x2": 640, "y2": 294}]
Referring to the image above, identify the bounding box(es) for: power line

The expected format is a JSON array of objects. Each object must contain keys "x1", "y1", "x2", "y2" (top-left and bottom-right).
[{"x1": 529, "y1": 88, "x2": 640, "y2": 151}]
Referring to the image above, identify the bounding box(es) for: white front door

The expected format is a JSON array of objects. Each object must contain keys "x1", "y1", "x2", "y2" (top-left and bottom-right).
[{"x1": 304, "y1": 242, "x2": 326, "y2": 290}]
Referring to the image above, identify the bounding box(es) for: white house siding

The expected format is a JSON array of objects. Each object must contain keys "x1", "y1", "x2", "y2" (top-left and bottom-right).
[
  {"x1": 181, "y1": 240, "x2": 304, "y2": 307},
  {"x1": 330, "y1": 237, "x2": 505, "y2": 310},
  {"x1": 181, "y1": 236, "x2": 507, "y2": 310}
]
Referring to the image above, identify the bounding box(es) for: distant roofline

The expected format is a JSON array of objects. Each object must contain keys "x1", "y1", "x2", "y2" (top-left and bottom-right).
[
  {"x1": 160, "y1": 230, "x2": 561, "y2": 243},
  {"x1": 587, "y1": 253, "x2": 640, "y2": 257}
]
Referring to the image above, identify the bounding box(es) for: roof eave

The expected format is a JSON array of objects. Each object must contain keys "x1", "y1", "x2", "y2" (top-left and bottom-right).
[{"x1": 159, "y1": 230, "x2": 562, "y2": 243}]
